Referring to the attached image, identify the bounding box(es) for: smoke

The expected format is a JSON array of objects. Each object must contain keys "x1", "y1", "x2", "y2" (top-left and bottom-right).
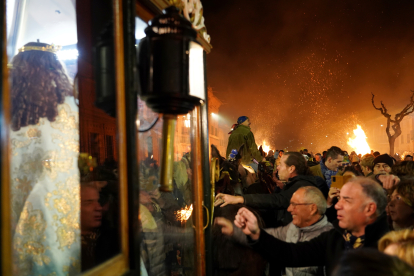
[{"x1": 204, "y1": 0, "x2": 414, "y2": 152}]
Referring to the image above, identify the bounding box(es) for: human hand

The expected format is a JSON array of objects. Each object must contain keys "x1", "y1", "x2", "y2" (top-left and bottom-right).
[
  {"x1": 214, "y1": 217, "x2": 234, "y2": 236},
  {"x1": 327, "y1": 187, "x2": 340, "y2": 206},
  {"x1": 275, "y1": 180, "x2": 285, "y2": 190},
  {"x1": 214, "y1": 193, "x2": 244, "y2": 207},
  {"x1": 378, "y1": 174, "x2": 400, "y2": 190},
  {"x1": 234, "y1": 207, "x2": 260, "y2": 240}
]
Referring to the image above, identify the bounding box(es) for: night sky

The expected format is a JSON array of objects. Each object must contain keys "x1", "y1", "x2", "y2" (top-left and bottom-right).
[{"x1": 203, "y1": 0, "x2": 414, "y2": 152}]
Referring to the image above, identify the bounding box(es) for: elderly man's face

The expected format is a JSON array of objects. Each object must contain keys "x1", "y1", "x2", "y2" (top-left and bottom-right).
[
  {"x1": 326, "y1": 155, "x2": 344, "y2": 171},
  {"x1": 81, "y1": 186, "x2": 103, "y2": 233},
  {"x1": 287, "y1": 189, "x2": 315, "y2": 228},
  {"x1": 373, "y1": 163, "x2": 391, "y2": 175},
  {"x1": 335, "y1": 182, "x2": 371, "y2": 234}
]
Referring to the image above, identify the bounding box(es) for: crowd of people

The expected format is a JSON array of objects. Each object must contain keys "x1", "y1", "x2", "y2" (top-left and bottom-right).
[{"x1": 214, "y1": 115, "x2": 414, "y2": 276}]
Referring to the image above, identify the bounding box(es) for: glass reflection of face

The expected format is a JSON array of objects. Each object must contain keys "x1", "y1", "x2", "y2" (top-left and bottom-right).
[
  {"x1": 81, "y1": 186, "x2": 103, "y2": 233},
  {"x1": 373, "y1": 163, "x2": 391, "y2": 175}
]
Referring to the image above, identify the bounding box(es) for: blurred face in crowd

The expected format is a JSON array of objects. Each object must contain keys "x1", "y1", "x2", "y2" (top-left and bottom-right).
[
  {"x1": 335, "y1": 182, "x2": 376, "y2": 236},
  {"x1": 405, "y1": 156, "x2": 413, "y2": 161},
  {"x1": 81, "y1": 186, "x2": 103, "y2": 234},
  {"x1": 373, "y1": 163, "x2": 391, "y2": 175},
  {"x1": 315, "y1": 154, "x2": 321, "y2": 162},
  {"x1": 277, "y1": 155, "x2": 295, "y2": 181},
  {"x1": 361, "y1": 165, "x2": 372, "y2": 176},
  {"x1": 388, "y1": 190, "x2": 414, "y2": 228},
  {"x1": 279, "y1": 151, "x2": 284, "y2": 158},
  {"x1": 343, "y1": 171, "x2": 357, "y2": 178},
  {"x1": 287, "y1": 189, "x2": 317, "y2": 228},
  {"x1": 326, "y1": 154, "x2": 344, "y2": 171},
  {"x1": 242, "y1": 118, "x2": 251, "y2": 127}
]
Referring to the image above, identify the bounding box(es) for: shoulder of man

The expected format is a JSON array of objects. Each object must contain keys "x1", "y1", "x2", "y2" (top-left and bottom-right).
[{"x1": 288, "y1": 175, "x2": 317, "y2": 187}]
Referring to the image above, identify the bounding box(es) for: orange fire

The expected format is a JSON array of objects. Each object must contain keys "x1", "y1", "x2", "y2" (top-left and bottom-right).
[
  {"x1": 262, "y1": 140, "x2": 272, "y2": 155},
  {"x1": 347, "y1": 125, "x2": 371, "y2": 155},
  {"x1": 175, "y1": 204, "x2": 193, "y2": 222}
]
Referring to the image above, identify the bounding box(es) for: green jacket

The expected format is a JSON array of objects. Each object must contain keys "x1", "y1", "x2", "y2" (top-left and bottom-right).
[{"x1": 226, "y1": 125, "x2": 262, "y2": 165}]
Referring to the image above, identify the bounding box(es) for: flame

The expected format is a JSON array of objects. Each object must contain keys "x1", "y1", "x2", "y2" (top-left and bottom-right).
[
  {"x1": 347, "y1": 125, "x2": 371, "y2": 155},
  {"x1": 262, "y1": 140, "x2": 272, "y2": 155},
  {"x1": 175, "y1": 204, "x2": 193, "y2": 222}
]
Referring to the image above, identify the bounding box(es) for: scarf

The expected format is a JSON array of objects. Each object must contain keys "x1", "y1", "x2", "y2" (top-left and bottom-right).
[{"x1": 343, "y1": 231, "x2": 365, "y2": 250}]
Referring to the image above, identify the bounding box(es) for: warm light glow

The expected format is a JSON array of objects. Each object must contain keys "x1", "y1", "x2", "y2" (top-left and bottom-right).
[
  {"x1": 211, "y1": 112, "x2": 218, "y2": 119},
  {"x1": 175, "y1": 204, "x2": 193, "y2": 222},
  {"x1": 56, "y1": 49, "x2": 79, "y2": 60},
  {"x1": 189, "y1": 42, "x2": 205, "y2": 101},
  {"x1": 184, "y1": 114, "x2": 190, "y2": 128},
  {"x1": 347, "y1": 125, "x2": 371, "y2": 155},
  {"x1": 262, "y1": 140, "x2": 272, "y2": 155}
]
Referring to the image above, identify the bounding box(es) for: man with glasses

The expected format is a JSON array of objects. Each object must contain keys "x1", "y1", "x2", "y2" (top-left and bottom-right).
[
  {"x1": 226, "y1": 177, "x2": 389, "y2": 276},
  {"x1": 215, "y1": 152, "x2": 323, "y2": 227},
  {"x1": 215, "y1": 186, "x2": 332, "y2": 276}
]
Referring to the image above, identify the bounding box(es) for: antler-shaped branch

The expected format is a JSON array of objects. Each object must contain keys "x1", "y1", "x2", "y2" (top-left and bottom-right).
[
  {"x1": 372, "y1": 93, "x2": 392, "y2": 120},
  {"x1": 395, "y1": 90, "x2": 414, "y2": 122}
]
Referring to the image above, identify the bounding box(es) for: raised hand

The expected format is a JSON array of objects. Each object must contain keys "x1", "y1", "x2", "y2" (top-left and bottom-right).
[
  {"x1": 327, "y1": 187, "x2": 340, "y2": 207},
  {"x1": 214, "y1": 217, "x2": 234, "y2": 236},
  {"x1": 234, "y1": 207, "x2": 260, "y2": 240},
  {"x1": 378, "y1": 174, "x2": 400, "y2": 190},
  {"x1": 214, "y1": 193, "x2": 244, "y2": 207}
]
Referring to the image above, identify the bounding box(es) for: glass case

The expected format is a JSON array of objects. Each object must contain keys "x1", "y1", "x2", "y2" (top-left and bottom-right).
[{"x1": 1, "y1": 0, "x2": 212, "y2": 275}]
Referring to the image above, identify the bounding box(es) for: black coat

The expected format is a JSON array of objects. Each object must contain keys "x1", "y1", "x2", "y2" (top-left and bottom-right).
[
  {"x1": 242, "y1": 175, "x2": 319, "y2": 226},
  {"x1": 248, "y1": 212, "x2": 390, "y2": 276}
]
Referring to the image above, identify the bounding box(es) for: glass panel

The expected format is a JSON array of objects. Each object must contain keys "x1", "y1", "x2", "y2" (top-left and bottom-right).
[
  {"x1": 7, "y1": 0, "x2": 120, "y2": 274},
  {"x1": 137, "y1": 18, "x2": 196, "y2": 275}
]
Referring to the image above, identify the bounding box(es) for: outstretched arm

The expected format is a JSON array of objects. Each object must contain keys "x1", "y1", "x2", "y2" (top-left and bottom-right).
[{"x1": 234, "y1": 207, "x2": 329, "y2": 267}]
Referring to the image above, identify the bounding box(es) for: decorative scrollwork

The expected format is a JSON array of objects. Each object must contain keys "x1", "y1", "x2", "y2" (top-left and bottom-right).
[{"x1": 169, "y1": 0, "x2": 211, "y2": 43}]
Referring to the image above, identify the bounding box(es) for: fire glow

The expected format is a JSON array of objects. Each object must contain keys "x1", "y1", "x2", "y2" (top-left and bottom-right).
[
  {"x1": 175, "y1": 204, "x2": 193, "y2": 222},
  {"x1": 262, "y1": 140, "x2": 272, "y2": 155},
  {"x1": 347, "y1": 125, "x2": 371, "y2": 155}
]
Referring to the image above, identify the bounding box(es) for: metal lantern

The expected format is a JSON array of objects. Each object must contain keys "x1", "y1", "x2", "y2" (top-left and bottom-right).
[
  {"x1": 138, "y1": 6, "x2": 205, "y2": 114},
  {"x1": 137, "y1": 6, "x2": 206, "y2": 192}
]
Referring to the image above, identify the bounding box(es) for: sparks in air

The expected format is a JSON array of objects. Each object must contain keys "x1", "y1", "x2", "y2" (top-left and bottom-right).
[{"x1": 347, "y1": 125, "x2": 371, "y2": 155}]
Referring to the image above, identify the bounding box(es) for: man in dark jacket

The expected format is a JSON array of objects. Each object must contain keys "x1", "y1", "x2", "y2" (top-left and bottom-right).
[
  {"x1": 230, "y1": 177, "x2": 389, "y2": 276},
  {"x1": 215, "y1": 152, "x2": 324, "y2": 226}
]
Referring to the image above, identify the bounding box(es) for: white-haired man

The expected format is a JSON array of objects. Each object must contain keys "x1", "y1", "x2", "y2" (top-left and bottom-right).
[
  {"x1": 216, "y1": 186, "x2": 333, "y2": 276},
  {"x1": 224, "y1": 177, "x2": 389, "y2": 276}
]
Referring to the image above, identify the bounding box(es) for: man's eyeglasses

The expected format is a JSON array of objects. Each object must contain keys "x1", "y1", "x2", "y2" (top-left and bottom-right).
[{"x1": 289, "y1": 202, "x2": 313, "y2": 208}]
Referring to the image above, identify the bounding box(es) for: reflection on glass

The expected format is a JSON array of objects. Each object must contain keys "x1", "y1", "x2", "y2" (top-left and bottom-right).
[
  {"x1": 7, "y1": 0, "x2": 121, "y2": 274},
  {"x1": 9, "y1": 42, "x2": 81, "y2": 275},
  {"x1": 138, "y1": 95, "x2": 195, "y2": 276}
]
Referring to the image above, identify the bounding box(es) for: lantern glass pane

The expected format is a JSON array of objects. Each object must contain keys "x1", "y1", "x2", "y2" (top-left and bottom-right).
[{"x1": 189, "y1": 41, "x2": 205, "y2": 101}]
